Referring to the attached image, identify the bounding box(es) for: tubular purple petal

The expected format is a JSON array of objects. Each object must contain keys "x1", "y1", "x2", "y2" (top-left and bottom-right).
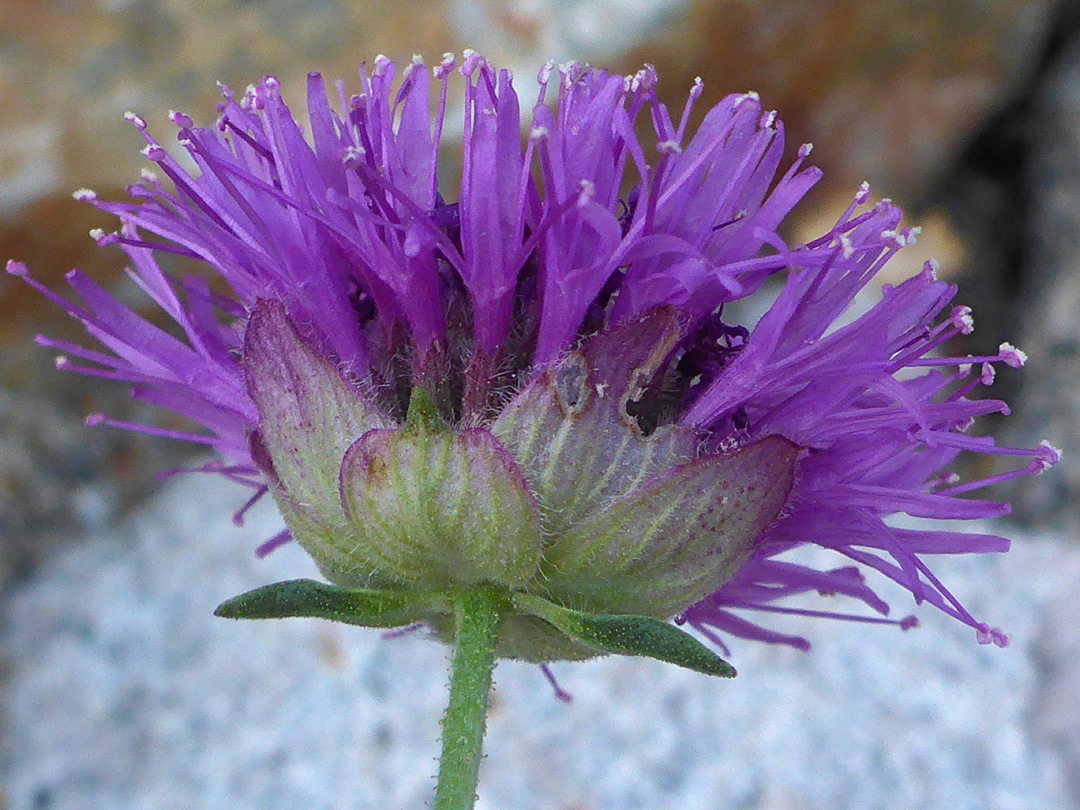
[{"x1": 459, "y1": 61, "x2": 527, "y2": 356}]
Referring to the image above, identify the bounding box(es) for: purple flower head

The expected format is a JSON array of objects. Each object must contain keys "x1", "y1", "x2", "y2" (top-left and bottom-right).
[{"x1": 11, "y1": 54, "x2": 1059, "y2": 658}]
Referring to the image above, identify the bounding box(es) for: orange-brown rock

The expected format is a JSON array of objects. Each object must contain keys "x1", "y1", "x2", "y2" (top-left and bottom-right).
[{"x1": 618, "y1": 0, "x2": 1054, "y2": 204}]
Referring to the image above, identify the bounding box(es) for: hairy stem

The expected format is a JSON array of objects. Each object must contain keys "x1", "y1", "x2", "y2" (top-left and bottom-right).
[{"x1": 433, "y1": 587, "x2": 505, "y2": 810}]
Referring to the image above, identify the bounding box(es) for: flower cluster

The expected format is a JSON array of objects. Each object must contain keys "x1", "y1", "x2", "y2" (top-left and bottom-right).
[{"x1": 10, "y1": 52, "x2": 1058, "y2": 654}]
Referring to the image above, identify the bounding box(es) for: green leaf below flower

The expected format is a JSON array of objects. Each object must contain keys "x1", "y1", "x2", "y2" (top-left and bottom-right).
[
  {"x1": 513, "y1": 592, "x2": 736, "y2": 677},
  {"x1": 214, "y1": 579, "x2": 451, "y2": 627}
]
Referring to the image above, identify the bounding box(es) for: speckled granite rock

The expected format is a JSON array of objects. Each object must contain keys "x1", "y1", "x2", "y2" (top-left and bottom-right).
[
  {"x1": 1032, "y1": 569, "x2": 1080, "y2": 808},
  {"x1": 1, "y1": 474, "x2": 1075, "y2": 810}
]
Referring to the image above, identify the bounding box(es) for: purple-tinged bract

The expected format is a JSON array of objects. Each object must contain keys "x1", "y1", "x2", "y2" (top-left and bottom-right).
[{"x1": 11, "y1": 53, "x2": 1060, "y2": 655}]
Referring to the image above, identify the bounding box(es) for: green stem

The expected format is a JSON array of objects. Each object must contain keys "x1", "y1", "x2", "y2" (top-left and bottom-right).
[{"x1": 434, "y1": 587, "x2": 505, "y2": 810}]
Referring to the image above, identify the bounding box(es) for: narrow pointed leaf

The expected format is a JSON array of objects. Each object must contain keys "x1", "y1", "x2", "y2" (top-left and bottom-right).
[
  {"x1": 215, "y1": 579, "x2": 450, "y2": 627},
  {"x1": 514, "y1": 592, "x2": 736, "y2": 677}
]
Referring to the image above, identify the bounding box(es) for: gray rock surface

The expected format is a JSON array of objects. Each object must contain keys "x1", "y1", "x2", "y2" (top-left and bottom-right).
[
  {"x1": 1011, "y1": 31, "x2": 1080, "y2": 532},
  {"x1": 1032, "y1": 568, "x2": 1080, "y2": 805},
  {"x1": 2, "y1": 474, "x2": 1076, "y2": 810}
]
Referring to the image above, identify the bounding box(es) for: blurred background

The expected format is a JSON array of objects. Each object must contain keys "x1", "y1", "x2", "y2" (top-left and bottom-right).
[{"x1": 1, "y1": 1, "x2": 1078, "y2": 808}]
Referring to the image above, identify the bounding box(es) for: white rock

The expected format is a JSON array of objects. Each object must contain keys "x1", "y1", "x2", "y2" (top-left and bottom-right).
[{"x1": 2, "y1": 474, "x2": 1076, "y2": 810}]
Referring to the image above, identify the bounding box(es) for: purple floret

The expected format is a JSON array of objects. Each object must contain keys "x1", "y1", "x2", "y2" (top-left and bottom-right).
[{"x1": 10, "y1": 53, "x2": 1059, "y2": 652}]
